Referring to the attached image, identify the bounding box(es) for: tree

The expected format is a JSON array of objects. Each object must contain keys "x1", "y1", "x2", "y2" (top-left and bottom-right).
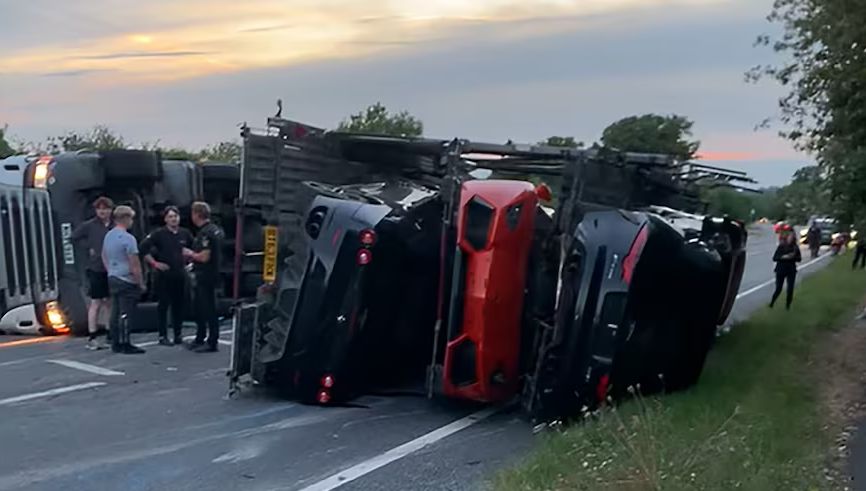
[
  {"x1": 337, "y1": 102, "x2": 423, "y2": 137},
  {"x1": 50, "y1": 125, "x2": 126, "y2": 152},
  {"x1": 751, "y1": 0, "x2": 866, "y2": 220},
  {"x1": 600, "y1": 114, "x2": 700, "y2": 160},
  {"x1": 542, "y1": 136, "x2": 583, "y2": 148},
  {"x1": 200, "y1": 141, "x2": 242, "y2": 163},
  {"x1": 141, "y1": 140, "x2": 242, "y2": 163},
  {"x1": 0, "y1": 125, "x2": 15, "y2": 159},
  {"x1": 702, "y1": 188, "x2": 755, "y2": 222}
]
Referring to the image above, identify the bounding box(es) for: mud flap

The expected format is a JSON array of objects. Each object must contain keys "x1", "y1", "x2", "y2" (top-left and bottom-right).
[{"x1": 228, "y1": 303, "x2": 260, "y2": 397}]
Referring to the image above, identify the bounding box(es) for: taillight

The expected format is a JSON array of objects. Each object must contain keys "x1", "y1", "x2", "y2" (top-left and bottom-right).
[
  {"x1": 534, "y1": 183, "x2": 552, "y2": 202},
  {"x1": 317, "y1": 389, "x2": 331, "y2": 404},
  {"x1": 596, "y1": 374, "x2": 610, "y2": 403},
  {"x1": 359, "y1": 229, "x2": 376, "y2": 246},
  {"x1": 321, "y1": 374, "x2": 335, "y2": 389},
  {"x1": 621, "y1": 224, "x2": 649, "y2": 285},
  {"x1": 356, "y1": 249, "x2": 372, "y2": 266}
]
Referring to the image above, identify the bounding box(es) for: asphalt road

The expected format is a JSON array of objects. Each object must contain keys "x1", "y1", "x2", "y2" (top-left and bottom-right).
[{"x1": 0, "y1": 224, "x2": 833, "y2": 491}]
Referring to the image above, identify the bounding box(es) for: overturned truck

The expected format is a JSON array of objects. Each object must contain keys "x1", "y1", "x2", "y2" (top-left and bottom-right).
[{"x1": 229, "y1": 116, "x2": 749, "y2": 421}]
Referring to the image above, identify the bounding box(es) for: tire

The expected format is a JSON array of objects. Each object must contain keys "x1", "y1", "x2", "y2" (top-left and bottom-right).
[
  {"x1": 202, "y1": 163, "x2": 239, "y2": 182},
  {"x1": 101, "y1": 150, "x2": 162, "y2": 180},
  {"x1": 131, "y1": 302, "x2": 159, "y2": 332}
]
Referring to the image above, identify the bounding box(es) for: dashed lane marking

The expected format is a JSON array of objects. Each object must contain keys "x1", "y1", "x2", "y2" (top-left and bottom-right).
[
  {"x1": 0, "y1": 382, "x2": 106, "y2": 406},
  {"x1": 139, "y1": 329, "x2": 233, "y2": 348},
  {"x1": 296, "y1": 407, "x2": 499, "y2": 491},
  {"x1": 47, "y1": 359, "x2": 125, "y2": 376}
]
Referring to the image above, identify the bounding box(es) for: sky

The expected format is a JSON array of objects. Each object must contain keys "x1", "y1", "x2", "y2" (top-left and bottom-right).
[{"x1": 0, "y1": 0, "x2": 809, "y2": 187}]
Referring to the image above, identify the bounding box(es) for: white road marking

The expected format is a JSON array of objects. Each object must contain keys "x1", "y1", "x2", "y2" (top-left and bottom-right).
[
  {"x1": 297, "y1": 408, "x2": 498, "y2": 491},
  {"x1": 139, "y1": 329, "x2": 233, "y2": 348},
  {"x1": 217, "y1": 339, "x2": 232, "y2": 346},
  {"x1": 0, "y1": 382, "x2": 106, "y2": 406},
  {"x1": 736, "y1": 253, "x2": 831, "y2": 300},
  {"x1": 47, "y1": 359, "x2": 125, "y2": 376}
]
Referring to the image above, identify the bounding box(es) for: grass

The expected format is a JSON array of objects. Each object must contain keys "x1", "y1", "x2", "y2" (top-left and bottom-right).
[{"x1": 496, "y1": 258, "x2": 866, "y2": 491}]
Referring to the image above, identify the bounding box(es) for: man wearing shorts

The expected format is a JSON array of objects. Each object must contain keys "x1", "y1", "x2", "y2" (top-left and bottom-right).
[{"x1": 71, "y1": 196, "x2": 113, "y2": 350}]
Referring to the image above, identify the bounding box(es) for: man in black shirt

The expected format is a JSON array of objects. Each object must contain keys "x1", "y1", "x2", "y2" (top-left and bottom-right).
[
  {"x1": 71, "y1": 196, "x2": 114, "y2": 350},
  {"x1": 140, "y1": 206, "x2": 194, "y2": 345},
  {"x1": 183, "y1": 201, "x2": 224, "y2": 353}
]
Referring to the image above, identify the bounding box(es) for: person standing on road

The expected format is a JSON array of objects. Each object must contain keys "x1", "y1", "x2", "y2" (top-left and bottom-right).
[
  {"x1": 71, "y1": 196, "x2": 114, "y2": 350},
  {"x1": 183, "y1": 202, "x2": 223, "y2": 353},
  {"x1": 807, "y1": 221, "x2": 822, "y2": 259},
  {"x1": 140, "y1": 206, "x2": 194, "y2": 346},
  {"x1": 853, "y1": 220, "x2": 866, "y2": 269},
  {"x1": 770, "y1": 227, "x2": 802, "y2": 310},
  {"x1": 102, "y1": 205, "x2": 146, "y2": 354}
]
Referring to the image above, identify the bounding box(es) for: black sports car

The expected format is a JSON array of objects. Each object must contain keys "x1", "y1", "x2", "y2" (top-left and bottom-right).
[{"x1": 266, "y1": 180, "x2": 442, "y2": 404}]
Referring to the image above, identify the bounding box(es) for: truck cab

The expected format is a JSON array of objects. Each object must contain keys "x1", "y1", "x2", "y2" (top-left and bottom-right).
[
  {"x1": 0, "y1": 155, "x2": 66, "y2": 335},
  {"x1": 37, "y1": 150, "x2": 243, "y2": 334}
]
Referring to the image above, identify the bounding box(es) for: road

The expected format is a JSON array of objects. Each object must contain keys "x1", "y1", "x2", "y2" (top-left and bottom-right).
[{"x1": 0, "y1": 224, "x2": 833, "y2": 491}]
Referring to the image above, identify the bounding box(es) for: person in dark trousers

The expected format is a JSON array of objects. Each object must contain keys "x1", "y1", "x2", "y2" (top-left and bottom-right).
[
  {"x1": 853, "y1": 220, "x2": 866, "y2": 269},
  {"x1": 71, "y1": 196, "x2": 114, "y2": 350},
  {"x1": 770, "y1": 228, "x2": 802, "y2": 310},
  {"x1": 140, "y1": 206, "x2": 194, "y2": 346},
  {"x1": 102, "y1": 205, "x2": 146, "y2": 354},
  {"x1": 853, "y1": 241, "x2": 866, "y2": 269},
  {"x1": 807, "y1": 222, "x2": 822, "y2": 259},
  {"x1": 183, "y1": 202, "x2": 223, "y2": 353}
]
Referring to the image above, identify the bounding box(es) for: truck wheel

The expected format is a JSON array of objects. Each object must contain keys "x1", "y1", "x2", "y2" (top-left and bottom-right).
[
  {"x1": 100, "y1": 150, "x2": 162, "y2": 180},
  {"x1": 202, "y1": 163, "x2": 239, "y2": 181}
]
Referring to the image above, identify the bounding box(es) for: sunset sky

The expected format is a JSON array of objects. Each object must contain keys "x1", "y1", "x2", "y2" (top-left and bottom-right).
[{"x1": 0, "y1": 0, "x2": 808, "y2": 186}]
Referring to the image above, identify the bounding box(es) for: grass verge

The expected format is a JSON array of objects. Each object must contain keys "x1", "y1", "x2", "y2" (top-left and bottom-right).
[{"x1": 496, "y1": 258, "x2": 866, "y2": 491}]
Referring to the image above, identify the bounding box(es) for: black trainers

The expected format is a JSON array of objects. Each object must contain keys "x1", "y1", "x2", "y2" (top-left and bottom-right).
[
  {"x1": 173, "y1": 334, "x2": 184, "y2": 346},
  {"x1": 193, "y1": 344, "x2": 219, "y2": 353},
  {"x1": 122, "y1": 344, "x2": 146, "y2": 354},
  {"x1": 158, "y1": 337, "x2": 173, "y2": 346},
  {"x1": 186, "y1": 340, "x2": 205, "y2": 351}
]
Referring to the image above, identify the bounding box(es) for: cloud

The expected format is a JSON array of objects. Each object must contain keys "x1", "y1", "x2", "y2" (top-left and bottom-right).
[
  {"x1": 0, "y1": 0, "x2": 741, "y2": 82},
  {"x1": 76, "y1": 51, "x2": 212, "y2": 60},
  {"x1": 1, "y1": 0, "x2": 805, "y2": 185},
  {"x1": 238, "y1": 24, "x2": 298, "y2": 33},
  {"x1": 698, "y1": 151, "x2": 763, "y2": 161},
  {"x1": 39, "y1": 69, "x2": 116, "y2": 78}
]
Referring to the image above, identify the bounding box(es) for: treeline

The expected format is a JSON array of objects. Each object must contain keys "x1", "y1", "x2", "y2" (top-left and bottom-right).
[
  {"x1": 2, "y1": 103, "x2": 815, "y2": 223},
  {"x1": 749, "y1": 0, "x2": 866, "y2": 226}
]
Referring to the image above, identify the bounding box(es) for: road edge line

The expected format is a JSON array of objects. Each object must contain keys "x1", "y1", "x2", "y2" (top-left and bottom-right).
[{"x1": 735, "y1": 253, "x2": 831, "y2": 300}]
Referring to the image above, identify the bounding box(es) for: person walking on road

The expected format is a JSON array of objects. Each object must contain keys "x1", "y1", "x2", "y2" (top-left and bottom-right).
[
  {"x1": 71, "y1": 196, "x2": 114, "y2": 350},
  {"x1": 102, "y1": 205, "x2": 146, "y2": 354},
  {"x1": 807, "y1": 221, "x2": 822, "y2": 259},
  {"x1": 770, "y1": 227, "x2": 802, "y2": 310},
  {"x1": 853, "y1": 220, "x2": 866, "y2": 269},
  {"x1": 183, "y1": 202, "x2": 223, "y2": 353},
  {"x1": 140, "y1": 206, "x2": 194, "y2": 346}
]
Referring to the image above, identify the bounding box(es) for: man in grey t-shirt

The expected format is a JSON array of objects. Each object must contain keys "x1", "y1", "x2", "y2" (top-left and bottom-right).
[
  {"x1": 102, "y1": 205, "x2": 146, "y2": 354},
  {"x1": 71, "y1": 196, "x2": 113, "y2": 350}
]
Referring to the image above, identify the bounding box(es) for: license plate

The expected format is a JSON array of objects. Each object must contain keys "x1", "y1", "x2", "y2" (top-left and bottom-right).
[
  {"x1": 262, "y1": 225, "x2": 278, "y2": 283},
  {"x1": 61, "y1": 223, "x2": 75, "y2": 265}
]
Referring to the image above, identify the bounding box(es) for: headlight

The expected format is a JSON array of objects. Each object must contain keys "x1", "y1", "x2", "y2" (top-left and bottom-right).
[
  {"x1": 32, "y1": 156, "x2": 52, "y2": 188},
  {"x1": 45, "y1": 301, "x2": 69, "y2": 334}
]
